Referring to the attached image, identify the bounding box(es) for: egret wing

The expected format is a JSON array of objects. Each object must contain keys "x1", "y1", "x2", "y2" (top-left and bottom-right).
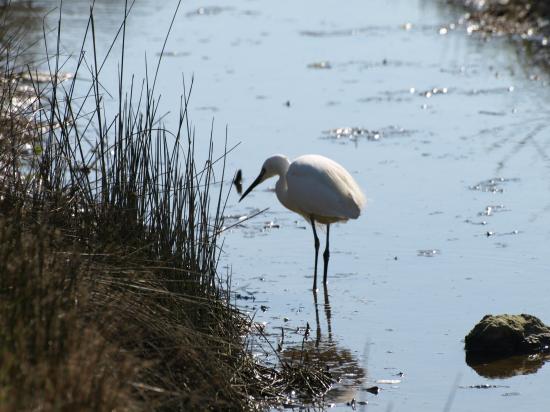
[{"x1": 286, "y1": 155, "x2": 365, "y2": 221}]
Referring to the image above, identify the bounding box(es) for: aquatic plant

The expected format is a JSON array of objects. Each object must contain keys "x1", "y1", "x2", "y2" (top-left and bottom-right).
[{"x1": 0, "y1": 2, "x2": 333, "y2": 410}]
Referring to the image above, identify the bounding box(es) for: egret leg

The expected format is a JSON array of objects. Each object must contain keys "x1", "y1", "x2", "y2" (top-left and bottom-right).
[
  {"x1": 311, "y1": 217, "x2": 320, "y2": 291},
  {"x1": 323, "y1": 224, "x2": 330, "y2": 285}
]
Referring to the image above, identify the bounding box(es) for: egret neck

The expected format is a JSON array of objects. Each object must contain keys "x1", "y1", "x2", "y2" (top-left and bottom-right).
[{"x1": 270, "y1": 156, "x2": 294, "y2": 213}]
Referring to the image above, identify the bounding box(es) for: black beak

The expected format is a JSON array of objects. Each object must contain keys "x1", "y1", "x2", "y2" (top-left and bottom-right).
[{"x1": 239, "y1": 169, "x2": 265, "y2": 202}]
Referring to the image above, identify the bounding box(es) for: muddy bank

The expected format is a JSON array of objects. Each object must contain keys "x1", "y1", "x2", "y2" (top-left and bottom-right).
[
  {"x1": 465, "y1": 314, "x2": 550, "y2": 357},
  {"x1": 464, "y1": 314, "x2": 550, "y2": 379},
  {"x1": 450, "y1": 0, "x2": 550, "y2": 68}
]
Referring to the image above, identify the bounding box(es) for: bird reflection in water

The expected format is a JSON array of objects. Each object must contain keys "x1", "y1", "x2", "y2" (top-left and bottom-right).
[
  {"x1": 313, "y1": 287, "x2": 333, "y2": 346},
  {"x1": 281, "y1": 327, "x2": 367, "y2": 407},
  {"x1": 278, "y1": 287, "x2": 369, "y2": 408}
]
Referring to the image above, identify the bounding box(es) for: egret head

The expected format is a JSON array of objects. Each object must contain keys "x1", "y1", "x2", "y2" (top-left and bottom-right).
[{"x1": 239, "y1": 155, "x2": 289, "y2": 202}]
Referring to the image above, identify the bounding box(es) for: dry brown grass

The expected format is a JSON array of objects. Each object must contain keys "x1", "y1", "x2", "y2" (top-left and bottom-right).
[
  {"x1": 0, "y1": 215, "x2": 138, "y2": 411},
  {"x1": 0, "y1": 2, "x2": 334, "y2": 411}
]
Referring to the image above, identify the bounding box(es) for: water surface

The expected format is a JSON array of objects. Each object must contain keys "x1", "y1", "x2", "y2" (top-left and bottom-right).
[{"x1": 25, "y1": 0, "x2": 550, "y2": 410}]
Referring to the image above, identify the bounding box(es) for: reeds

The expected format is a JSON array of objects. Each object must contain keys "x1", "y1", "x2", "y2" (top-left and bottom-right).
[{"x1": 0, "y1": 2, "x2": 333, "y2": 410}]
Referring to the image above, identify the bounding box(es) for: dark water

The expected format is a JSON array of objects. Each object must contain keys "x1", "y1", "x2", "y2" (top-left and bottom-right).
[{"x1": 21, "y1": 0, "x2": 550, "y2": 410}]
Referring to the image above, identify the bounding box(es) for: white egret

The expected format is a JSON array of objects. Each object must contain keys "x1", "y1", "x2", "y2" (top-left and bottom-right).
[{"x1": 239, "y1": 154, "x2": 366, "y2": 290}]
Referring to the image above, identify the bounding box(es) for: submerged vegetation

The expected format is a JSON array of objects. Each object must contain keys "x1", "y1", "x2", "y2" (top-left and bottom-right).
[{"x1": 0, "y1": 2, "x2": 331, "y2": 410}]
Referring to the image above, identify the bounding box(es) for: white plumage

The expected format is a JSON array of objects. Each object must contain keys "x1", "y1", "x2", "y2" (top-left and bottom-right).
[{"x1": 240, "y1": 154, "x2": 366, "y2": 290}]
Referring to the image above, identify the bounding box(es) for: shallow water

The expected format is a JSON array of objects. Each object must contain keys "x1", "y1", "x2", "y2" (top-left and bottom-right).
[{"x1": 25, "y1": 0, "x2": 550, "y2": 409}]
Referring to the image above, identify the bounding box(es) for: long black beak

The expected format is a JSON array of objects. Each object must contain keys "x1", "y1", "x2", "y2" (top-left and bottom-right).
[{"x1": 239, "y1": 169, "x2": 265, "y2": 202}]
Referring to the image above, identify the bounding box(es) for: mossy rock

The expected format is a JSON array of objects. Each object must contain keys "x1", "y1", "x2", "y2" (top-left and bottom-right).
[{"x1": 465, "y1": 314, "x2": 550, "y2": 357}]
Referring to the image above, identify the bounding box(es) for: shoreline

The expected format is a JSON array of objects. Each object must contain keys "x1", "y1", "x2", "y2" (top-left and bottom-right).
[{"x1": 449, "y1": 0, "x2": 550, "y2": 69}]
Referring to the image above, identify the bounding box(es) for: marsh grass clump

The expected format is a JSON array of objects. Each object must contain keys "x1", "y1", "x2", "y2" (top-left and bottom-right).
[
  {"x1": 0, "y1": 216, "x2": 138, "y2": 411},
  {"x1": 241, "y1": 325, "x2": 336, "y2": 407},
  {"x1": 0, "y1": 2, "x2": 334, "y2": 410},
  {"x1": 0, "y1": 2, "x2": 246, "y2": 406}
]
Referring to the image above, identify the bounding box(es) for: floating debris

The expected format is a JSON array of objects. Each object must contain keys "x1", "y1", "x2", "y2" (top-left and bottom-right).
[
  {"x1": 469, "y1": 177, "x2": 519, "y2": 193},
  {"x1": 307, "y1": 61, "x2": 331, "y2": 69},
  {"x1": 479, "y1": 204, "x2": 506, "y2": 216},
  {"x1": 376, "y1": 379, "x2": 401, "y2": 385},
  {"x1": 460, "y1": 384, "x2": 509, "y2": 389},
  {"x1": 478, "y1": 110, "x2": 507, "y2": 116},
  {"x1": 418, "y1": 87, "x2": 449, "y2": 98},
  {"x1": 301, "y1": 29, "x2": 357, "y2": 37},
  {"x1": 263, "y1": 221, "x2": 280, "y2": 229},
  {"x1": 235, "y1": 293, "x2": 255, "y2": 301},
  {"x1": 224, "y1": 214, "x2": 248, "y2": 221},
  {"x1": 323, "y1": 127, "x2": 380, "y2": 141},
  {"x1": 464, "y1": 219, "x2": 488, "y2": 225},
  {"x1": 186, "y1": 6, "x2": 233, "y2": 17},
  {"x1": 221, "y1": 214, "x2": 248, "y2": 231},
  {"x1": 17, "y1": 71, "x2": 73, "y2": 83},
  {"x1": 481, "y1": 230, "x2": 521, "y2": 238},
  {"x1": 300, "y1": 26, "x2": 385, "y2": 37},
  {"x1": 465, "y1": 86, "x2": 515, "y2": 96},
  {"x1": 322, "y1": 126, "x2": 414, "y2": 142},
  {"x1": 417, "y1": 249, "x2": 441, "y2": 257},
  {"x1": 196, "y1": 106, "x2": 219, "y2": 112},
  {"x1": 365, "y1": 386, "x2": 380, "y2": 394},
  {"x1": 359, "y1": 87, "x2": 419, "y2": 103},
  {"x1": 301, "y1": 24, "x2": 438, "y2": 37},
  {"x1": 341, "y1": 59, "x2": 420, "y2": 70},
  {"x1": 158, "y1": 51, "x2": 190, "y2": 57}
]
